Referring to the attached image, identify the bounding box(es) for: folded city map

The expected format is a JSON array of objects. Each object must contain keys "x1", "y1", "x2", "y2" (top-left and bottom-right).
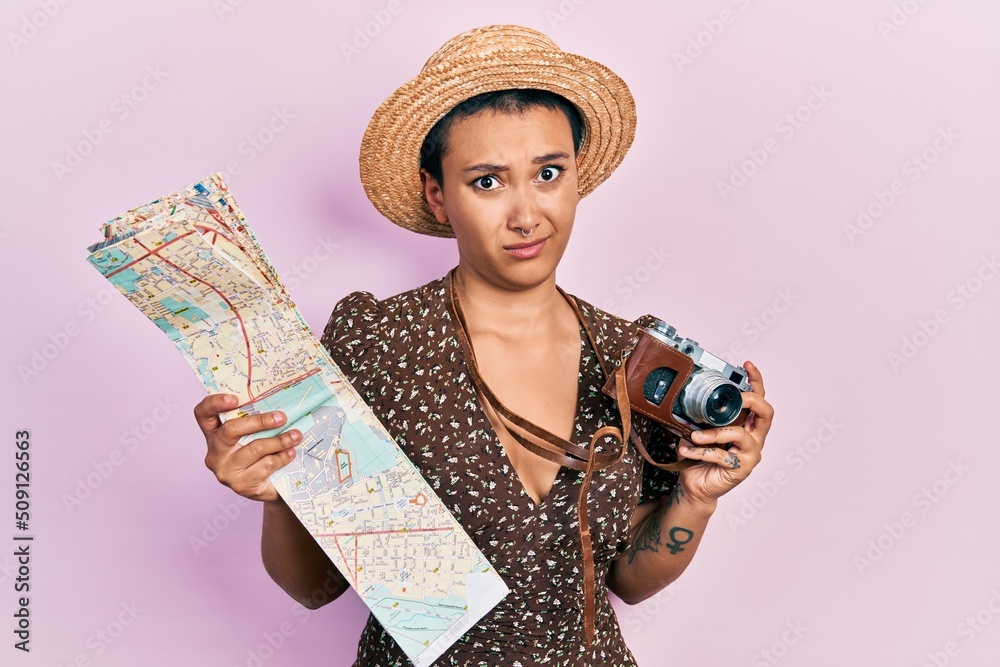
[{"x1": 85, "y1": 173, "x2": 509, "y2": 666}]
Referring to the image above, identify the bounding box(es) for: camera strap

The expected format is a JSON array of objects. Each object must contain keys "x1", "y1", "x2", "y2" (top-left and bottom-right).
[{"x1": 446, "y1": 269, "x2": 684, "y2": 648}]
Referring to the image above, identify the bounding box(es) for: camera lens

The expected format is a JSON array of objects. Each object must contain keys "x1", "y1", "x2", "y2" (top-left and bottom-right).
[
  {"x1": 705, "y1": 384, "x2": 742, "y2": 425},
  {"x1": 678, "y1": 370, "x2": 744, "y2": 427}
]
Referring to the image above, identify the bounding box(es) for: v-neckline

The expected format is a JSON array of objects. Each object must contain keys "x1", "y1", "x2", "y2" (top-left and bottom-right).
[
  {"x1": 444, "y1": 272, "x2": 592, "y2": 510},
  {"x1": 499, "y1": 325, "x2": 586, "y2": 509},
  {"x1": 471, "y1": 325, "x2": 586, "y2": 510}
]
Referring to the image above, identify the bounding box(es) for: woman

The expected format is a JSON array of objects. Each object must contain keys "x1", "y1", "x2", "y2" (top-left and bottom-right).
[{"x1": 197, "y1": 25, "x2": 773, "y2": 666}]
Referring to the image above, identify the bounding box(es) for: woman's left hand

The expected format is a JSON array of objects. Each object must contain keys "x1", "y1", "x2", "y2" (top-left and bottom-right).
[{"x1": 676, "y1": 360, "x2": 773, "y2": 506}]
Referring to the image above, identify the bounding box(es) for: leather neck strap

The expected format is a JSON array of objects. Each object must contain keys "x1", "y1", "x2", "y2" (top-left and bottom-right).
[
  {"x1": 445, "y1": 269, "x2": 627, "y2": 647},
  {"x1": 444, "y1": 269, "x2": 687, "y2": 647}
]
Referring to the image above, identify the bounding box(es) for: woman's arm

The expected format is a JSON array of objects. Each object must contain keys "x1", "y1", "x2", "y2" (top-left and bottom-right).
[
  {"x1": 608, "y1": 360, "x2": 773, "y2": 604},
  {"x1": 261, "y1": 497, "x2": 350, "y2": 610},
  {"x1": 607, "y1": 485, "x2": 716, "y2": 605},
  {"x1": 197, "y1": 394, "x2": 350, "y2": 610}
]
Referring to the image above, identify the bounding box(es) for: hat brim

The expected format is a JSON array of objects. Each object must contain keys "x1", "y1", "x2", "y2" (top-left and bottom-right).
[{"x1": 359, "y1": 48, "x2": 637, "y2": 238}]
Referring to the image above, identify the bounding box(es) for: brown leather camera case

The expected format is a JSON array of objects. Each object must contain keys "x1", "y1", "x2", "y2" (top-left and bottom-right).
[{"x1": 602, "y1": 327, "x2": 750, "y2": 444}]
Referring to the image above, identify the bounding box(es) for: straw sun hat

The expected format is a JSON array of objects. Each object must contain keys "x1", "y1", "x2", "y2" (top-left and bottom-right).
[{"x1": 358, "y1": 24, "x2": 638, "y2": 238}]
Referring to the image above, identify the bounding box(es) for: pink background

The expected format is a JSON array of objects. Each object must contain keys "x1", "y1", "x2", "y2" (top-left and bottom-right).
[{"x1": 2, "y1": 1, "x2": 998, "y2": 665}]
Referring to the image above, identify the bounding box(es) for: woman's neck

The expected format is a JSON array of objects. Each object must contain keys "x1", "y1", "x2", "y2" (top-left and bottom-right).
[{"x1": 452, "y1": 264, "x2": 571, "y2": 340}]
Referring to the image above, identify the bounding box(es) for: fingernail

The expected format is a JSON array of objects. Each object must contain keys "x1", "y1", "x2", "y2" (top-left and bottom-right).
[
  {"x1": 691, "y1": 431, "x2": 703, "y2": 441},
  {"x1": 290, "y1": 430, "x2": 301, "y2": 442},
  {"x1": 287, "y1": 448, "x2": 295, "y2": 458},
  {"x1": 272, "y1": 412, "x2": 284, "y2": 425},
  {"x1": 225, "y1": 394, "x2": 238, "y2": 405}
]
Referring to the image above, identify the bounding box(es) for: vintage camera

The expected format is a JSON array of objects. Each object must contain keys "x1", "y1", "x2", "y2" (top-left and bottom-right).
[{"x1": 602, "y1": 318, "x2": 752, "y2": 441}]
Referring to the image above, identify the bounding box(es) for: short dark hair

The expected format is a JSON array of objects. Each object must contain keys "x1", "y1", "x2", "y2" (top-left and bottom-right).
[{"x1": 418, "y1": 89, "x2": 587, "y2": 191}]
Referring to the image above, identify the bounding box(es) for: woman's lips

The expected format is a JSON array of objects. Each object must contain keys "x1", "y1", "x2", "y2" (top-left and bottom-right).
[{"x1": 504, "y1": 237, "x2": 547, "y2": 259}]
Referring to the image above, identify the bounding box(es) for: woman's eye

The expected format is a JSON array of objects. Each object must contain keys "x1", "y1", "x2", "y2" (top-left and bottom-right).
[
  {"x1": 538, "y1": 166, "x2": 562, "y2": 182},
  {"x1": 474, "y1": 175, "x2": 500, "y2": 190}
]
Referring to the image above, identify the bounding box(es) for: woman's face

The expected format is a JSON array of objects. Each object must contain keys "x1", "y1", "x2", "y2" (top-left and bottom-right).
[{"x1": 420, "y1": 105, "x2": 580, "y2": 291}]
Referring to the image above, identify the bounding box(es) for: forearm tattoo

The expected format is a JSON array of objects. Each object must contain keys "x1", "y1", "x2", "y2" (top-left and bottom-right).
[
  {"x1": 626, "y1": 492, "x2": 696, "y2": 563},
  {"x1": 666, "y1": 483, "x2": 685, "y2": 509},
  {"x1": 627, "y1": 513, "x2": 661, "y2": 564},
  {"x1": 665, "y1": 527, "x2": 694, "y2": 554}
]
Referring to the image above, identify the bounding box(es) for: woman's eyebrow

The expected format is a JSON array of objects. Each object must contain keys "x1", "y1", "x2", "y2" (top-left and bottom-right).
[
  {"x1": 461, "y1": 151, "x2": 572, "y2": 176},
  {"x1": 461, "y1": 162, "x2": 506, "y2": 176},
  {"x1": 533, "y1": 151, "x2": 571, "y2": 164}
]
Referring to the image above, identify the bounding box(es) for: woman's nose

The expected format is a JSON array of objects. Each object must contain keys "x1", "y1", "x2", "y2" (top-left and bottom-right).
[{"x1": 505, "y1": 188, "x2": 543, "y2": 235}]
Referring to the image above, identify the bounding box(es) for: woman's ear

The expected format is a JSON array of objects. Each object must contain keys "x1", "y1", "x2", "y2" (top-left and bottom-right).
[{"x1": 419, "y1": 168, "x2": 449, "y2": 226}]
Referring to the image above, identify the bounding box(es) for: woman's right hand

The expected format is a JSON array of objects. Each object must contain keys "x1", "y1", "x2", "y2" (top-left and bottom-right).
[{"x1": 195, "y1": 394, "x2": 301, "y2": 502}]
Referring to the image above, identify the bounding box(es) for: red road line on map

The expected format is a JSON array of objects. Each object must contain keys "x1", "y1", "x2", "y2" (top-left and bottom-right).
[
  {"x1": 331, "y1": 536, "x2": 356, "y2": 588},
  {"x1": 194, "y1": 223, "x2": 240, "y2": 252},
  {"x1": 314, "y1": 527, "x2": 454, "y2": 538},
  {"x1": 191, "y1": 217, "x2": 275, "y2": 290},
  {"x1": 134, "y1": 238, "x2": 256, "y2": 399},
  {"x1": 203, "y1": 203, "x2": 226, "y2": 227},
  {"x1": 235, "y1": 368, "x2": 321, "y2": 410},
  {"x1": 104, "y1": 230, "x2": 197, "y2": 279}
]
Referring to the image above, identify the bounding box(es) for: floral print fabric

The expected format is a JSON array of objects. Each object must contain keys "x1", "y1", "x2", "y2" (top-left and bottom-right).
[{"x1": 320, "y1": 272, "x2": 678, "y2": 666}]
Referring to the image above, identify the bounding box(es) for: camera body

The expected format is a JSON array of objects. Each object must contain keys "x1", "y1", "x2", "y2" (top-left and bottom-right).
[{"x1": 602, "y1": 318, "x2": 752, "y2": 441}]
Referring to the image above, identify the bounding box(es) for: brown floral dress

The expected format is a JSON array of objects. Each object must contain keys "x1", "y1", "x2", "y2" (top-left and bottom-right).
[{"x1": 321, "y1": 272, "x2": 678, "y2": 667}]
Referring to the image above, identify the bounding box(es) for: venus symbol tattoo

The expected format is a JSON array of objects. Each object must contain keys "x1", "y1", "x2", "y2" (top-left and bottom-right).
[{"x1": 665, "y1": 527, "x2": 694, "y2": 554}]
